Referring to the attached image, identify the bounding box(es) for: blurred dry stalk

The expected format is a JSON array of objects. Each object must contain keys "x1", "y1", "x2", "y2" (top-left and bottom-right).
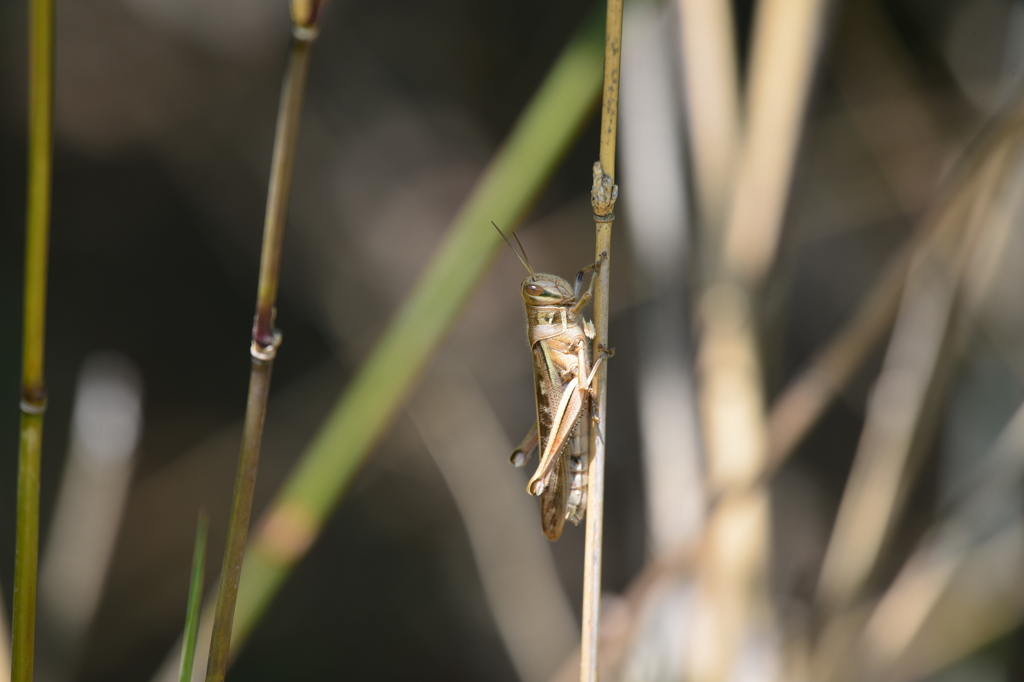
[
  {"x1": 673, "y1": 0, "x2": 738, "y2": 246},
  {"x1": 814, "y1": 114, "x2": 1022, "y2": 621},
  {"x1": 410, "y1": 357, "x2": 577, "y2": 682},
  {"x1": 37, "y1": 354, "x2": 142, "y2": 682},
  {"x1": 811, "y1": 106, "x2": 1024, "y2": 682},
  {"x1": 862, "y1": 400, "x2": 1024, "y2": 678},
  {"x1": 621, "y1": 2, "x2": 704, "y2": 560},
  {"x1": 685, "y1": 0, "x2": 830, "y2": 680}
]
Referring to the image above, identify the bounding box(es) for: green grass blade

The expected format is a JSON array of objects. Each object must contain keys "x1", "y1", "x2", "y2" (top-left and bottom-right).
[
  {"x1": 13, "y1": 0, "x2": 55, "y2": 680},
  {"x1": 228, "y1": 8, "x2": 606, "y2": 651},
  {"x1": 179, "y1": 511, "x2": 209, "y2": 682}
]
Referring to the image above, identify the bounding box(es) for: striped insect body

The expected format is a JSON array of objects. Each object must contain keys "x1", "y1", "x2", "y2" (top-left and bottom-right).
[{"x1": 493, "y1": 223, "x2": 610, "y2": 541}]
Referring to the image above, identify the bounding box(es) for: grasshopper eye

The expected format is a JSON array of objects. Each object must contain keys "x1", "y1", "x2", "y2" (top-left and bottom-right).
[{"x1": 525, "y1": 284, "x2": 544, "y2": 296}]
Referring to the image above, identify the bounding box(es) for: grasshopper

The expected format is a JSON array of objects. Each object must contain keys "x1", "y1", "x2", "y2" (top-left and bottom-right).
[{"x1": 493, "y1": 223, "x2": 611, "y2": 541}]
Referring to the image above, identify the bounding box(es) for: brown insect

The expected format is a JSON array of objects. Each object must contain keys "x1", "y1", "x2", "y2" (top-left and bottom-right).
[{"x1": 494, "y1": 223, "x2": 610, "y2": 541}]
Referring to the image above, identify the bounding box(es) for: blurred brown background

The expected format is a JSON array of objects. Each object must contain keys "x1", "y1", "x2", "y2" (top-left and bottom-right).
[{"x1": 3, "y1": 0, "x2": 1024, "y2": 680}]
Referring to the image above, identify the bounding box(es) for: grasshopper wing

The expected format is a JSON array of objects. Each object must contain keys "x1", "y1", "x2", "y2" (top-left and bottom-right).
[{"x1": 539, "y1": 448, "x2": 569, "y2": 541}]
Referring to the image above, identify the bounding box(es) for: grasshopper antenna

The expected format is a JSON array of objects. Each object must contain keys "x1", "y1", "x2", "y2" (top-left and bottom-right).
[{"x1": 492, "y1": 221, "x2": 534, "y2": 275}]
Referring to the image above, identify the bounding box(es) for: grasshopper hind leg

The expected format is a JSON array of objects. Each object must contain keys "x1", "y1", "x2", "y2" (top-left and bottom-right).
[{"x1": 510, "y1": 422, "x2": 539, "y2": 468}]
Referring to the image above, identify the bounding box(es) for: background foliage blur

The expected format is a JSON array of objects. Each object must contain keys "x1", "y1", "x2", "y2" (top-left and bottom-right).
[{"x1": 3, "y1": 0, "x2": 1024, "y2": 681}]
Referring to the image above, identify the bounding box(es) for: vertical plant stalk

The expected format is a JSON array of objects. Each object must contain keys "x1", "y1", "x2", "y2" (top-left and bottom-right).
[
  {"x1": 674, "y1": 0, "x2": 739, "y2": 256},
  {"x1": 180, "y1": 512, "x2": 209, "y2": 682},
  {"x1": 0, "y1": 594, "x2": 9, "y2": 682},
  {"x1": 814, "y1": 134, "x2": 1016, "y2": 621},
  {"x1": 685, "y1": 0, "x2": 828, "y2": 681},
  {"x1": 581, "y1": 2, "x2": 622, "y2": 681},
  {"x1": 13, "y1": 0, "x2": 55, "y2": 680},
  {"x1": 204, "y1": 4, "x2": 321, "y2": 682}
]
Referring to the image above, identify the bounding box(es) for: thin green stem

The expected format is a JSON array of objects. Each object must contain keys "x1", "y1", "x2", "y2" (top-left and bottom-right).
[
  {"x1": 206, "y1": 363, "x2": 274, "y2": 682},
  {"x1": 180, "y1": 512, "x2": 209, "y2": 682},
  {"x1": 13, "y1": 417, "x2": 42, "y2": 682},
  {"x1": 253, "y1": 35, "x2": 312, "y2": 346},
  {"x1": 204, "y1": 11, "x2": 318, "y2": 682},
  {"x1": 13, "y1": 0, "x2": 55, "y2": 680},
  {"x1": 199, "y1": 11, "x2": 607, "y2": 661},
  {"x1": 21, "y1": 0, "x2": 53, "y2": 393},
  {"x1": 582, "y1": 2, "x2": 622, "y2": 681}
]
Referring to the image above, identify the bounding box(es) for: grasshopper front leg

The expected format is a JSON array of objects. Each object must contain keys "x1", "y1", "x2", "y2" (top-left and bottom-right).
[
  {"x1": 585, "y1": 344, "x2": 614, "y2": 393},
  {"x1": 571, "y1": 251, "x2": 608, "y2": 318}
]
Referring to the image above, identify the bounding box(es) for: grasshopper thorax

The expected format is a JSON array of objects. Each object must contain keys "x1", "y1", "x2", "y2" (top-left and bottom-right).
[{"x1": 521, "y1": 274, "x2": 574, "y2": 307}]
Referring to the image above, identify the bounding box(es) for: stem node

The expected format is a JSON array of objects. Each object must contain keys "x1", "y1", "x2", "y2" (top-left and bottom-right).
[{"x1": 250, "y1": 330, "x2": 283, "y2": 363}]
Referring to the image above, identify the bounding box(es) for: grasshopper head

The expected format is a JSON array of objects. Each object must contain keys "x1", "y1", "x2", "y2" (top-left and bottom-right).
[{"x1": 522, "y1": 274, "x2": 574, "y2": 306}]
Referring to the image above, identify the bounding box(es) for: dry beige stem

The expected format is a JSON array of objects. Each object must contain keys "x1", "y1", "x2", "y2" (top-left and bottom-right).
[
  {"x1": 722, "y1": 0, "x2": 831, "y2": 284},
  {"x1": 685, "y1": 0, "x2": 830, "y2": 680},
  {"x1": 815, "y1": 131, "x2": 1022, "y2": 618},
  {"x1": 674, "y1": 0, "x2": 739, "y2": 235}
]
